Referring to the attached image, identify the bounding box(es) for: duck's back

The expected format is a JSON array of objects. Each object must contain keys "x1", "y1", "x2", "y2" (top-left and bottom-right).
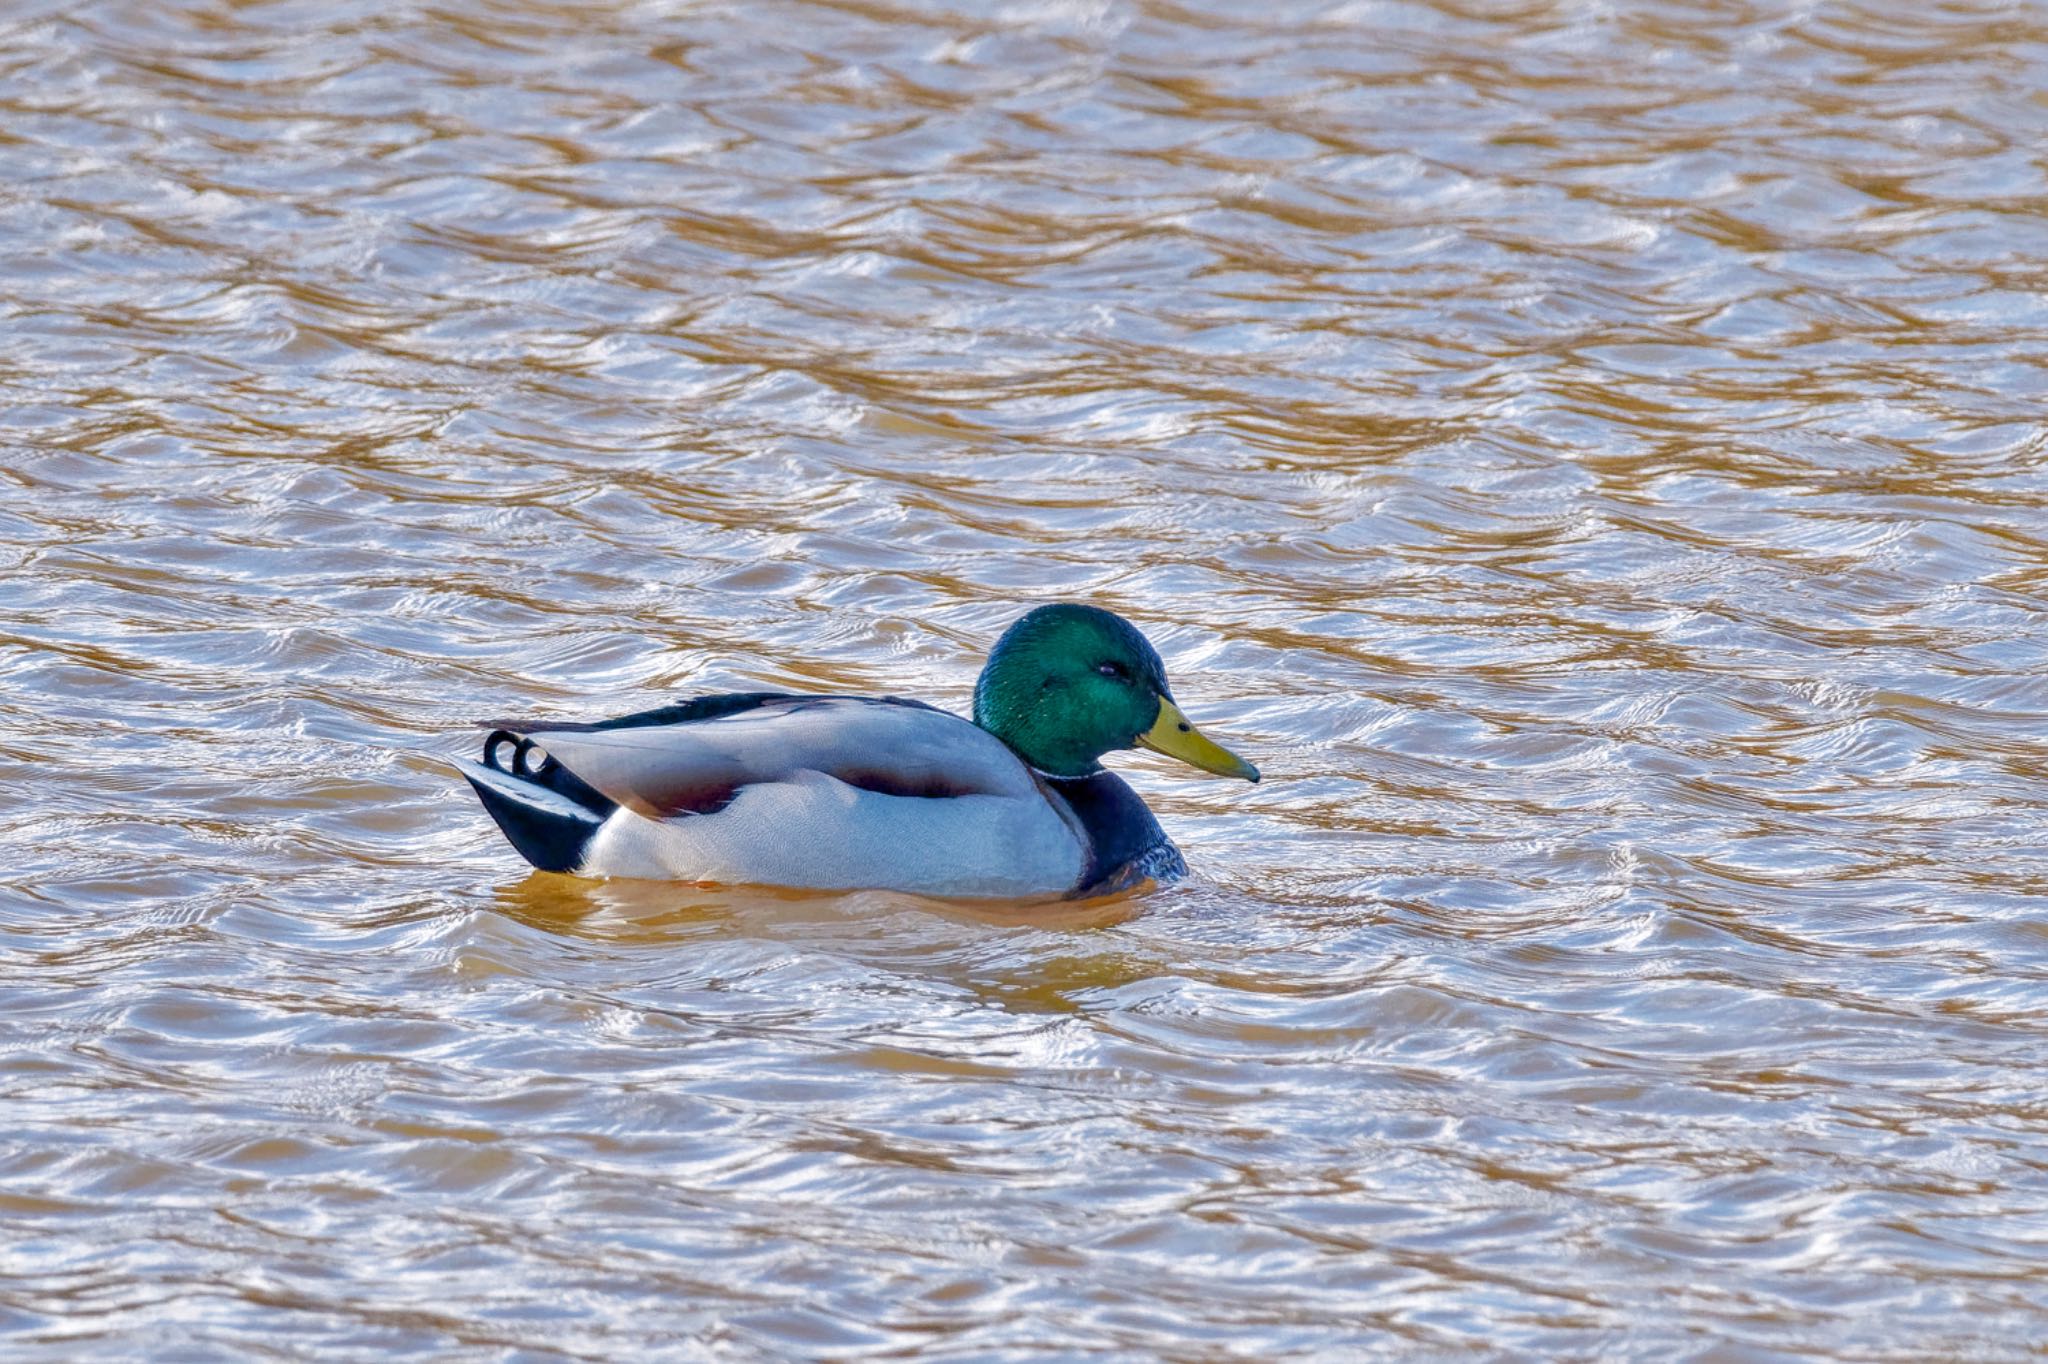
[{"x1": 461, "y1": 693, "x2": 1092, "y2": 898}]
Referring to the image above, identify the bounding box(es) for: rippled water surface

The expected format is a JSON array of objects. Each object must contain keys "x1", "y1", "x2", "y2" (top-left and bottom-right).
[{"x1": 6, "y1": 0, "x2": 2048, "y2": 1357}]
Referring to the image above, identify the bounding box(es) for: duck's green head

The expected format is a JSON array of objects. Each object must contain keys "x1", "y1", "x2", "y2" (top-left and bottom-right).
[{"x1": 972, "y1": 603, "x2": 1259, "y2": 783}]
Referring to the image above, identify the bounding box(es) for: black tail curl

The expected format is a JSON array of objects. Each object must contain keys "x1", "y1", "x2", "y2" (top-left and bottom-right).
[
  {"x1": 481, "y1": 730, "x2": 616, "y2": 816},
  {"x1": 464, "y1": 731, "x2": 617, "y2": 873}
]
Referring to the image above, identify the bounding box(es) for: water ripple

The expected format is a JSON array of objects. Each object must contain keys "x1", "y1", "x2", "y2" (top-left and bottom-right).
[{"x1": 3, "y1": 0, "x2": 2047, "y2": 1358}]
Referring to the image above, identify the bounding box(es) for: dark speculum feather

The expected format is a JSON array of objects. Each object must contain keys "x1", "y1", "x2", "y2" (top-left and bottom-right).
[{"x1": 836, "y1": 769, "x2": 979, "y2": 800}]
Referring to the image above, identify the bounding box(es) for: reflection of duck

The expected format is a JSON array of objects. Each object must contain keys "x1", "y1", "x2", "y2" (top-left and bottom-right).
[
  {"x1": 458, "y1": 604, "x2": 1259, "y2": 899},
  {"x1": 487, "y1": 873, "x2": 1143, "y2": 946}
]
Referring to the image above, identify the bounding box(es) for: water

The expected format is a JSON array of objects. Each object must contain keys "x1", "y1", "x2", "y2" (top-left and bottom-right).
[{"x1": 4, "y1": 0, "x2": 2048, "y2": 1356}]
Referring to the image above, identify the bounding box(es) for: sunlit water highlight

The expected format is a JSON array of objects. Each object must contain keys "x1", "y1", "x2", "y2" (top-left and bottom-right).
[{"x1": 3, "y1": 0, "x2": 2047, "y2": 1357}]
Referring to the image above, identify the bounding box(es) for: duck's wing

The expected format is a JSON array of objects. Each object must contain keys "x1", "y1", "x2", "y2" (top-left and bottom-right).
[
  {"x1": 487, "y1": 694, "x2": 1043, "y2": 822},
  {"x1": 464, "y1": 692, "x2": 1090, "y2": 896}
]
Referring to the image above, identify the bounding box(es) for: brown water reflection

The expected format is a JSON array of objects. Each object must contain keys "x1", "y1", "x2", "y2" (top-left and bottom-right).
[{"x1": 5, "y1": 0, "x2": 2048, "y2": 1357}]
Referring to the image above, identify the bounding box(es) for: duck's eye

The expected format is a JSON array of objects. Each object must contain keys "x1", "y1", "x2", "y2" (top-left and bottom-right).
[{"x1": 1095, "y1": 661, "x2": 1129, "y2": 680}]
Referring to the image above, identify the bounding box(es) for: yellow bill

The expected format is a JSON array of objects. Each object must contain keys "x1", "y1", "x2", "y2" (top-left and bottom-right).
[{"x1": 1136, "y1": 696, "x2": 1260, "y2": 782}]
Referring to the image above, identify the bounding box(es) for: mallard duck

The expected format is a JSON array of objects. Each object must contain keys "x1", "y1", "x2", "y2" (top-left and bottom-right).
[{"x1": 457, "y1": 603, "x2": 1259, "y2": 899}]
